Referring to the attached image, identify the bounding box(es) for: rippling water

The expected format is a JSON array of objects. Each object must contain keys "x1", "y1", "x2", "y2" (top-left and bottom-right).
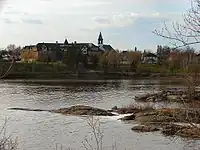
[{"x1": 0, "y1": 79, "x2": 199, "y2": 150}]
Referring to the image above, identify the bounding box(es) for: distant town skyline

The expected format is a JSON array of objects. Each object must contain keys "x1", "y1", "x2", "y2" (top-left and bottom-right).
[{"x1": 0, "y1": 0, "x2": 191, "y2": 51}]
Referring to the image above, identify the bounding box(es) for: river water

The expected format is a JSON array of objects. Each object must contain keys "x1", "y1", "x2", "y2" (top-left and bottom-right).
[{"x1": 0, "y1": 79, "x2": 199, "y2": 150}]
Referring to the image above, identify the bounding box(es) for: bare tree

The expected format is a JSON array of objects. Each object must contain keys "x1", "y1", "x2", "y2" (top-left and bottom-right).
[
  {"x1": 125, "y1": 51, "x2": 141, "y2": 71},
  {"x1": 153, "y1": 0, "x2": 200, "y2": 95},
  {"x1": 99, "y1": 52, "x2": 109, "y2": 72},
  {"x1": 153, "y1": 0, "x2": 200, "y2": 131},
  {"x1": 153, "y1": 0, "x2": 200, "y2": 48},
  {"x1": 106, "y1": 51, "x2": 120, "y2": 69},
  {"x1": 6, "y1": 45, "x2": 17, "y2": 52}
]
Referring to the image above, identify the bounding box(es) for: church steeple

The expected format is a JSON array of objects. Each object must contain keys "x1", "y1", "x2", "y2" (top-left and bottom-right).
[
  {"x1": 64, "y1": 38, "x2": 68, "y2": 45},
  {"x1": 98, "y1": 32, "x2": 103, "y2": 45}
]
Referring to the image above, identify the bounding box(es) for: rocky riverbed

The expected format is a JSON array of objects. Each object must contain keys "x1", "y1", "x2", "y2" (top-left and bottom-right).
[
  {"x1": 116, "y1": 90, "x2": 200, "y2": 139},
  {"x1": 135, "y1": 89, "x2": 200, "y2": 103},
  {"x1": 8, "y1": 90, "x2": 200, "y2": 139},
  {"x1": 119, "y1": 107, "x2": 200, "y2": 138}
]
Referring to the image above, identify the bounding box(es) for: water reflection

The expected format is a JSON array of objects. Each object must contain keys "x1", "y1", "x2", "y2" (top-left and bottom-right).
[{"x1": 19, "y1": 81, "x2": 123, "y2": 94}]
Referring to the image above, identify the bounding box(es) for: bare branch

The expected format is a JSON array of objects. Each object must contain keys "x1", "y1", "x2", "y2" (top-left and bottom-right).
[{"x1": 153, "y1": 0, "x2": 200, "y2": 48}]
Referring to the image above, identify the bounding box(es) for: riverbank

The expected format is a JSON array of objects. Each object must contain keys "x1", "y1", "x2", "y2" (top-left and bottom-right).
[
  {"x1": 2, "y1": 71, "x2": 189, "y2": 81},
  {"x1": 1, "y1": 77, "x2": 189, "y2": 88},
  {"x1": 0, "y1": 62, "x2": 190, "y2": 80}
]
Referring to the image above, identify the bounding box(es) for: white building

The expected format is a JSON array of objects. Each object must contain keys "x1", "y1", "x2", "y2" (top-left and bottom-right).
[{"x1": 141, "y1": 52, "x2": 158, "y2": 64}]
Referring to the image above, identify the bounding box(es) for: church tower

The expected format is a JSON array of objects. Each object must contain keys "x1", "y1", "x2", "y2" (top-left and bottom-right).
[
  {"x1": 98, "y1": 32, "x2": 103, "y2": 46},
  {"x1": 64, "y1": 38, "x2": 68, "y2": 45}
]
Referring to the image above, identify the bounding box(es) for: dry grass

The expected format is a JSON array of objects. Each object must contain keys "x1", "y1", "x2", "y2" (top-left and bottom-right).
[
  {"x1": 116, "y1": 103, "x2": 154, "y2": 114},
  {"x1": 162, "y1": 124, "x2": 200, "y2": 139}
]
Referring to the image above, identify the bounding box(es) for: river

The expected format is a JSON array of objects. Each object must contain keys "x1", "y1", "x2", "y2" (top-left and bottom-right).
[{"x1": 0, "y1": 79, "x2": 199, "y2": 150}]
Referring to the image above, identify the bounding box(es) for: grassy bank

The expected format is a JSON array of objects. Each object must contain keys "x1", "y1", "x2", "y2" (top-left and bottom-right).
[{"x1": 0, "y1": 62, "x2": 188, "y2": 80}]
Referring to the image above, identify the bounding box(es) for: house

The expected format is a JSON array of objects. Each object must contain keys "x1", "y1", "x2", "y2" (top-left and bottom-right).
[
  {"x1": 20, "y1": 45, "x2": 39, "y2": 62},
  {"x1": 64, "y1": 42, "x2": 101, "y2": 55},
  {"x1": 61, "y1": 41, "x2": 103, "y2": 65},
  {"x1": 119, "y1": 51, "x2": 142, "y2": 65},
  {"x1": 120, "y1": 51, "x2": 129, "y2": 64},
  {"x1": 0, "y1": 50, "x2": 10, "y2": 61},
  {"x1": 21, "y1": 41, "x2": 95, "y2": 62},
  {"x1": 141, "y1": 51, "x2": 158, "y2": 64},
  {"x1": 36, "y1": 42, "x2": 64, "y2": 61},
  {"x1": 21, "y1": 43, "x2": 64, "y2": 62}
]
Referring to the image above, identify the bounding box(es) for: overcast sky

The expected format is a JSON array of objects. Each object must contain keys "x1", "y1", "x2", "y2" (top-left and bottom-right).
[{"x1": 0, "y1": 0, "x2": 190, "y2": 51}]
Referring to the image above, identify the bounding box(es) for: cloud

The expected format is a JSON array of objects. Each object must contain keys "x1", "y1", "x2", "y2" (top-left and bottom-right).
[
  {"x1": 3, "y1": 18, "x2": 15, "y2": 24},
  {"x1": 3, "y1": 10, "x2": 28, "y2": 16},
  {"x1": 93, "y1": 16, "x2": 110, "y2": 24},
  {"x1": 21, "y1": 18, "x2": 43, "y2": 24},
  {"x1": 40, "y1": 0, "x2": 52, "y2": 1},
  {"x1": 0, "y1": 0, "x2": 191, "y2": 50},
  {"x1": 0, "y1": 0, "x2": 6, "y2": 12},
  {"x1": 2, "y1": 17, "x2": 43, "y2": 24},
  {"x1": 92, "y1": 13, "x2": 137, "y2": 29},
  {"x1": 70, "y1": 1, "x2": 112, "y2": 7},
  {"x1": 90, "y1": 11, "x2": 182, "y2": 31}
]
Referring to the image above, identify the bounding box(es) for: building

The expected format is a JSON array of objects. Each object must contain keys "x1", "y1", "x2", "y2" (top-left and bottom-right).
[
  {"x1": 0, "y1": 50, "x2": 10, "y2": 61},
  {"x1": 20, "y1": 45, "x2": 39, "y2": 62},
  {"x1": 98, "y1": 32, "x2": 114, "y2": 51},
  {"x1": 62, "y1": 41, "x2": 103, "y2": 65},
  {"x1": 120, "y1": 51, "x2": 129, "y2": 64},
  {"x1": 36, "y1": 42, "x2": 64, "y2": 61},
  {"x1": 141, "y1": 51, "x2": 158, "y2": 64},
  {"x1": 21, "y1": 32, "x2": 114, "y2": 62},
  {"x1": 21, "y1": 43, "x2": 64, "y2": 62}
]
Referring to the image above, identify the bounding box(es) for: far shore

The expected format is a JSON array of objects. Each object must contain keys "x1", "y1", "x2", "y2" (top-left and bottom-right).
[
  {"x1": 2, "y1": 71, "x2": 188, "y2": 79},
  {"x1": 0, "y1": 74, "x2": 189, "y2": 86}
]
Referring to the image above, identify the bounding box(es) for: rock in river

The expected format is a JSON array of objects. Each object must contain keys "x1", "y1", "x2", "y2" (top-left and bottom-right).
[
  {"x1": 132, "y1": 125, "x2": 160, "y2": 132},
  {"x1": 52, "y1": 105, "x2": 115, "y2": 116},
  {"x1": 119, "y1": 114, "x2": 135, "y2": 121},
  {"x1": 9, "y1": 105, "x2": 115, "y2": 116}
]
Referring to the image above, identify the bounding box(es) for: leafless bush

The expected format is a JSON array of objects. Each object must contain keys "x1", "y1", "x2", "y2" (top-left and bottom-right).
[
  {"x1": 57, "y1": 116, "x2": 120, "y2": 150},
  {"x1": 182, "y1": 72, "x2": 200, "y2": 128},
  {"x1": 82, "y1": 116, "x2": 104, "y2": 150}
]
